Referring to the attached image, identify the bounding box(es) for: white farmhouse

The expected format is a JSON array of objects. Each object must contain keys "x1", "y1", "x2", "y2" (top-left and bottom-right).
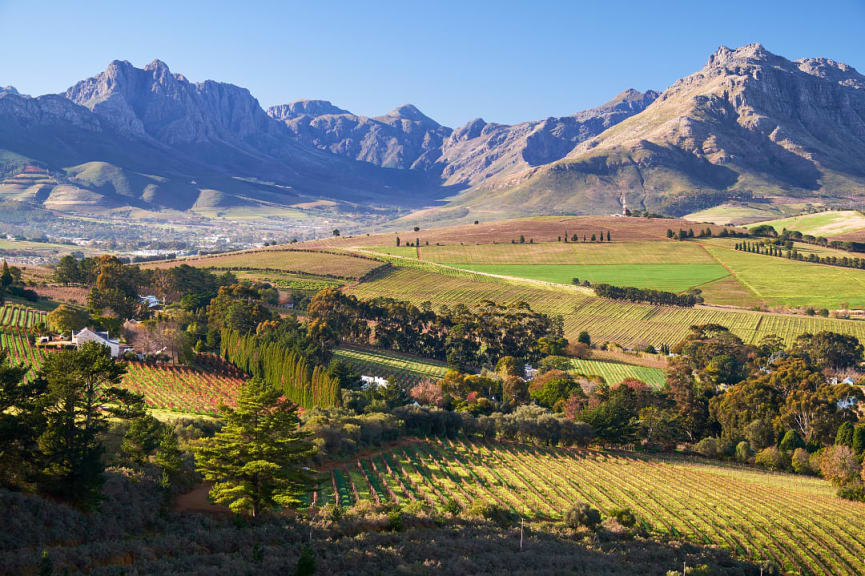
[
  {"x1": 361, "y1": 375, "x2": 389, "y2": 389},
  {"x1": 72, "y1": 328, "x2": 129, "y2": 358}
]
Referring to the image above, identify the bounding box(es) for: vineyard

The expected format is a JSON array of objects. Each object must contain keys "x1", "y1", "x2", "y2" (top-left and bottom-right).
[
  {"x1": 348, "y1": 267, "x2": 865, "y2": 348},
  {"x1": 567, "y1": 358, "x2": 666, "y2": 389},
  {"x1": 332, "y1": 347, "x2": 449, "y2": 388},
  {"x1": 122, "y1": 361, "x2": 244, "y2": 415},
  {"x1": 0, "y1": 328, "x2": 44, "y2": 379},
  {"x1": 0, "y1": 305, "x2": 46, "y2": 329},
  {"x1": 310, "y1": 438, "x2": 865, "y2": 576}
]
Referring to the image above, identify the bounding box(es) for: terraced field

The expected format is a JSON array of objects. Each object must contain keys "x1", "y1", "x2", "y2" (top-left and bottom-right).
[
  {"x1": 566, "y1": 358, "x2": 666, "y2": 389},
  {"x1": 311, "y1": 438, "x2": 865, "y2": 576},
  {"x1": 347, "y1": 267, "x2": 865, "y2": 347},
  {"x1": 333, "y1": 347, "x2": 449, "y2": 388}
]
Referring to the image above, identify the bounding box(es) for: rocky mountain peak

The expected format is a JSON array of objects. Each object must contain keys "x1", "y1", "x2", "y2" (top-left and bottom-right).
[
  {"x1": 267, "y1": 100, "x2": 348, "y2": 121},
  {"x1": 384, "y1": 103, "x2": 438, "y2": 125},
  {"x1": 1, "y1": 86, "x2": 20, "y2": 96}
]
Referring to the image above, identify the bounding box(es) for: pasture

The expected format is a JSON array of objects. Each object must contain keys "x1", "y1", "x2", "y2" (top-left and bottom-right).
[{"x1": 311, "y1": 438, "x2": 865, "y2": 576}]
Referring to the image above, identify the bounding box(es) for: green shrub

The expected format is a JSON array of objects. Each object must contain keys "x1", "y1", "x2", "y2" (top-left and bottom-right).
[
  {"x1": 442, "y1": 498, "x2": 462, "y2": 516},
  {"x1": 564, "y1": 501, "x2": 601, "y2": 530},
  {"x1": 837, "y1": 483, "x2": 865, "y2": 502},
  {"x1": 853, "y1": 424, "x2": 865, "y2": 455},
  {"x1": 609, "y1": 507, "x2": 636, "y2": 528},
  {"x1": 386, "y1": 509, "x2": 403, "y2": 532},
  {"x1": 694, "y1": 437, "x2": 718, "y2": 458},
  {"x1": 779, "y1": 430, "x2": 804, "y2": 452},
  {"x1": 835, "y1": 422, "x2": 854, "y2": 447},
  {"x1": 791, "y1": 448, "x2": 812, "y2": 475},
  {"x1": 735, "y1": 441, "x2": 751, "y2": 463},
  {"x1": 468, "y1": 501, "x2": 517, "y2": 526},
  {"x1": 754, "y1": 446, "x2": 789, "y2": 471}
]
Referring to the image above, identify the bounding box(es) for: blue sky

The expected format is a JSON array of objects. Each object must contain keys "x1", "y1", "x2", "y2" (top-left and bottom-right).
[{"x1": 1, "y1": 0, "x2": 863, "y2": 127}]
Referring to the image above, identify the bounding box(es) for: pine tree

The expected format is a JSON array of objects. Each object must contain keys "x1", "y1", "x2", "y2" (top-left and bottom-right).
[{"x1": 194, "y1": 379, "x2": 315, "y2": 516}]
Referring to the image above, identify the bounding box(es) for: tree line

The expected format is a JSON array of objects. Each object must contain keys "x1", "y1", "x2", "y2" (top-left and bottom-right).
[{"x1": 591, "y1": 283, "x2": 702, "y2": 307}]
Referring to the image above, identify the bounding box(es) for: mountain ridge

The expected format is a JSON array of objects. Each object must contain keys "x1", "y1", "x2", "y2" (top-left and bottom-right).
[{"x1": 1, "y1": 43, "x2": 863, "y2": 223}]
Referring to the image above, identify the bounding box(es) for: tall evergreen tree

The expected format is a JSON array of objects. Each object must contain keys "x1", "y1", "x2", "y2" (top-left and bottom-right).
[
  {"x1": 0, "y1": 349, "x2": 44, "y2": 488},
  {"x1": 194, "y1": 379, "x2": 315, "y2": 516}
]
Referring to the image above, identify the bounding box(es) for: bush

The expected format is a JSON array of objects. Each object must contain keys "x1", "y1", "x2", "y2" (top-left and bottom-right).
[
  {"x1": 791, "y1": 448, "x2": 812, "y2": 475},
  {"x1": 819, "y1": 445, "x2": 861, "y2": 485},
  {"x1": 835, "y1": 422, "x2": 854, "y2": 447},
  {"x1": 386, "y1": 508, "x2": 403, "y2": 532},
  {"x1": 468, "y1": 501, "x2": 518, "y2": 526},
  {"x1": 754, "y1": 446, "x2": 789, "y2": 471},
  {"x1": 744, "y1": 419, "x2": 774, "y2": 451},
  {"x1": 609, "y1": 507, "x2": 636, "y2": 528},
  {"x1": 442, "y1": 498, "x2": 461, "y2": 516},
  {"x1": 735, "y1": 441, "x2": 751, "y2": 463},
  {"x1": 837, "y1": 483, "x2": 865, "y2": 502},
  {"x1": 779, "y1": 429, "x2": 804, "y2": 452},
  {"x1": 853, "y1": 424, "x2": 865, "y2": 455},
  {"x1": 694, "y1": 437, "x2": 719, "y2": 458},
  {"x1": 564, "y1": 501, "x2": 601, "y2": 530}
]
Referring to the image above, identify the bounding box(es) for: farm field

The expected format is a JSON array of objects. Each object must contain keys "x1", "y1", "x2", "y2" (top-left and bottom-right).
[
  {"x1": 746, "y1": 210, "x2": 865, "y2": 237},
  {"x1": 234, "y1": 270, "x2": 343, "y2": 292},
  {"x1": 0, "y1": 305, "x2": 46, "y2": 328},
  {"x1": 145, "y1": 248, "x2": 384, "y2": 279},
  {"x1": 684, "y1": 203, "x2": 780, "y2": 224},
  {"x1": 332, "y1": 346, "x2": 449, "y2": 388},
  {"x1": 347, "y1": 266, "x2": 865, "y2": 347},
  {"x1": 312, "y1": 438, "x2": 865, "y2": 576},
  {"x1": 0, "y1": 329, "x2": 44, "y2": 379},
  {"x1": 702, "y1": 243, "x2": 865, "y2": 308},
  {"x1": 121, "y1": 361, "x2": 244, "y2": 415},
  {"x1": 454, "y1": 263, "x2": 729, "y2": 292},
  {"x1": 567, "y1": 358, "x2": 666, "y2": 389},
  {"x1": 372, "y1": 240, "x2": 716, "y2": 265}
]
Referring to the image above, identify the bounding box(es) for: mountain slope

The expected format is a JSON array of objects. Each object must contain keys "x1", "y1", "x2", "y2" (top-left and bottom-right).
[{"x1": 428, "y1": 43, "x2": 865, "y2": 222}]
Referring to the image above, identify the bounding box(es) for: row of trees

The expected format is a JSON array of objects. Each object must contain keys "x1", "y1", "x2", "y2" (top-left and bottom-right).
[
  {"x1": 592, "y1": 283, "x2": 702, "y2": 307},
  {"x1": 306, "y1": 288, "x2": 560, "y2": 371},
  {"x1": 220, "y1": 328, "x2": 340, "y2": 408},
  {"x1": 736, "y1": 240, "x2": 865, "y2": 270}
]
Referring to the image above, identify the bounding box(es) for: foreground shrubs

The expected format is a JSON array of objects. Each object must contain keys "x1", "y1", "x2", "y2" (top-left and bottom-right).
[{"x1": 564, "y1": 501, "x2": 602, "y2": 530}]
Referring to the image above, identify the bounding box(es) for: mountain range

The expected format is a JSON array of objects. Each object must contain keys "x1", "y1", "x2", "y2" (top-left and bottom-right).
[{"x1": 1, "y1": 43, "x2": 863, "y2": 222}]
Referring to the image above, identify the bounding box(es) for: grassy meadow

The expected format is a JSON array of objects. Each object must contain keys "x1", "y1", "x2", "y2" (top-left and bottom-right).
[{"x1": 745, "y1": 210, "x2": 865, "y2": 237}]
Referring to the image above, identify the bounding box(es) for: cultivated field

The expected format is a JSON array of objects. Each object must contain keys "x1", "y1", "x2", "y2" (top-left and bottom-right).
[
  {"x1": 702, "y1": 243, "x2": 865, "y2": 309},
  {"x1": 145, "y1": 248, "x2": 384, "y2": 279},
  {"x1": 122, "y1": 360, "x2": 244, "y2": 415},
  {"x1": 746, "y1": 210, "x2": 865, "y2": 237},
  {"x1": 312, "y1": 438, "x2": 865, "y2": 576},
  {"x1": 347, "y1": 267, "x2": 865, "y2": 347},
  {"x1": 0, "y1": 305, "x2": 46, "y2": 328},
  {"x1": 332, "y1": 346, "x2": 449, "y2": 388},
  {"x1": 567, "y1": 358, "x2": 666, "y2": 389}
]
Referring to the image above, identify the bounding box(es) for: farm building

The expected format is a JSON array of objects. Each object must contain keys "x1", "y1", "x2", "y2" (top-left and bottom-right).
[{"x1": 72, "y1": 328, "x2": 130, "y2": 358}]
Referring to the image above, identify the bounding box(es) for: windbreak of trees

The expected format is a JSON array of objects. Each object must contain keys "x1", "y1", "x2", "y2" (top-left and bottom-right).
[
  {"x1": 593, "y1": 283, "x2": 701, "y2": 307},
  {"x1": 736, "y1": 240, "x2": 865, "y2": 271},
  {"x1": 307, "y1": 288, "x2": 561, "y2": 371},
  {"x1": 220, "y1": 328, "x2": 340, "y2": 408}
]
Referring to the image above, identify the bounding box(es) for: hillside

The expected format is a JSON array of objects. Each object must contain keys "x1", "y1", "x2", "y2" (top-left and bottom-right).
[{"x1": 416, "y1": 43, "x2": 865, "y2": 225}]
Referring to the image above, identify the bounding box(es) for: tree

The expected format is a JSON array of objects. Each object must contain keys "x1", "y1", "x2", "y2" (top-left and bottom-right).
[
  {"x1": 0, "y1": 349, "x2": 44, "y2": 488},
  {"x1": 853, "y1": 424, "x2": 865, "y2": 455},
  {"x1": 564, "y1": 501, "x2": 601, "y2": 529},
  {"x1": 793, "y1": 331, "x2": 863, "y2": 371},
  {"x1": 46, "y1": 304, "x2": 90, "y2": 335},
  {"x1": 54, "y1": 255, "x2": 81, "y2": 285},
  {"x1": 836, "y1": 421, "x2": 854, "y2": 447},
  {"x1": 194, "y1": 379, "x2": 315, "y2": 516},
  {"x1": 36, "y1": 342, "x2": 128, "y2": 506},
  {"x1": 577, "y1": 331, "x2": 591, "y2": 347},
  {"x1": 819, "y1": 445, "x2": 861, "y2": 485}
]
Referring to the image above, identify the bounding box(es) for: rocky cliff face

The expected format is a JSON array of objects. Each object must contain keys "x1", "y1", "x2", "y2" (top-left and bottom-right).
[
  {"x1": 269, "y1": 102, "x2": 452, "y2": 170},
  {"x1": 430, "y1": 43, "x2": 865, "y2": 221}
]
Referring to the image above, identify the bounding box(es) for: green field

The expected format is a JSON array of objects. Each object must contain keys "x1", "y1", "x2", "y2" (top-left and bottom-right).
[
  {"x1": 347, "y1": 266, "x2": 865, "y2": 347},
  {"x1": 702, "y1": 243, "x2": 865, "y2": 308},
  {"x1": 332, "y1": 346, "x2": 449, "y2": 388},
  {"x1": 312, "y1": 438, "x2": 865, "y2": 576},
  {"x1": 745, "y1": 210, "x2": 865, "y2": 237},
  {"x1": 684, "y1": 203, "x2": 780, "y2": 224},
  {"x1": 454, "y1": 263, "x2": 729, "y2": 292},
  {"x1": 566, "y1": 358, "x2": 666, "y2": 389}
]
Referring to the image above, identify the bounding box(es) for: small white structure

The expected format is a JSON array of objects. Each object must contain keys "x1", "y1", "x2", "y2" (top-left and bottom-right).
[
  {"x1": 524, "y1": 364, "x2": 538, "y2": 381},
  {"x1": 139, "y1": 295, "x2": 162, "y2": 309},
  {"x1": 72, "y1": 328, "x2": 129, "y2": 358},
  {"x1": 361, "y1": 375, "x2": 388, "y2": 389}
]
